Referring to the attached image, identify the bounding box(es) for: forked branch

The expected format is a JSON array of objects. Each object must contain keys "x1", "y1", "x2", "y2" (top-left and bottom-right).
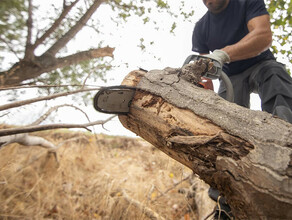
[{"x1": 0, "y1": 115, "x2": 116, "y2": 137}]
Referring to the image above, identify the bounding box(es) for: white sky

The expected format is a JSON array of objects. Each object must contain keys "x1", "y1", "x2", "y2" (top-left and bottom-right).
[
  {"x1": 3, "y1": 0, "x2": 287, "y2": 137},
  {"x1": 58, "y1": 0, "x2": 260, "y2": 137},
  {"x1": 55, "y1": 1, "x2": 210, "y2": 137}
]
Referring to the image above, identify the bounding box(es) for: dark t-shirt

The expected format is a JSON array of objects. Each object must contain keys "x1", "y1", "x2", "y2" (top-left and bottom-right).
[{"x1": 192, "y1": 0, "x2": 275, "y2": 76}]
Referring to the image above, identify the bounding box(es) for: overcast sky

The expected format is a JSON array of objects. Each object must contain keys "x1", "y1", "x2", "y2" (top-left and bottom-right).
[{"x1": 2, "y1": 1, "x2": 277, "y2": 137}]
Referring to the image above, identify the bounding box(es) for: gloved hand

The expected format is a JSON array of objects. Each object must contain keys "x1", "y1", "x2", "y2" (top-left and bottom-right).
[{"x1": 204, "y1": 50, "x2": 230, "y2": 66}]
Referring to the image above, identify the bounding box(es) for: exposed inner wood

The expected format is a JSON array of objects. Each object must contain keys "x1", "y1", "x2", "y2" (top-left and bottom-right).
[{"x1": 119, "y1": 68, "x2": 292, "y2": 219}]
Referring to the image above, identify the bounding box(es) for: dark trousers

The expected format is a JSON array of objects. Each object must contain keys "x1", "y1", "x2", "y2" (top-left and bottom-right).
[{"x1": 218, "y1": 59, "x2": 292, "y2": 123}]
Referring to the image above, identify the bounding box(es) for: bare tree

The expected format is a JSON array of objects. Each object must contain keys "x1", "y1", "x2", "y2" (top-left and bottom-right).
[{"x1": 0, "y1": 0, "x2": 114, "y2": 86}]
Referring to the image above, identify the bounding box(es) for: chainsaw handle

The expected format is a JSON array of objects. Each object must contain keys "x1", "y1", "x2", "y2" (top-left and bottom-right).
[{"x1": 218, "y1": 69, "x2": 234, "y2": 103}]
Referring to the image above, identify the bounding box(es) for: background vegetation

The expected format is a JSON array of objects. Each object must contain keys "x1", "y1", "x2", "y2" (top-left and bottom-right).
[{"x1": 0, "y1": 129, "x2": 197, "y2": 219}]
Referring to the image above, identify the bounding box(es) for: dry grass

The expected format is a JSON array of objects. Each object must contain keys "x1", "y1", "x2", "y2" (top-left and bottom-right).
[{"x1": 0, "y1": 129, "x2": 197, "y2": 220}]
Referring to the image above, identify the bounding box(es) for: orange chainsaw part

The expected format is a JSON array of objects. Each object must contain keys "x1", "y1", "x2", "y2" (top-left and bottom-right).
[{"x1": 199, "y1": 77, "x2": 214, "y2": 90}]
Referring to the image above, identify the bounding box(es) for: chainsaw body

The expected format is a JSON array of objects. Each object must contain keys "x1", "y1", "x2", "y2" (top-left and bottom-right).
[{"x1": 93, "y1": 55, "x2": 234, "y2": 115}]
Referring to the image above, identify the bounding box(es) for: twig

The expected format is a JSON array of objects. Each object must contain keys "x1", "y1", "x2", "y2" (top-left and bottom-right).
[
  {"x1": 82, "y1": 71, "x2": 93, "y2": 89},
  {"x1": 31, "y1": 104, "x2": 91, "y2": 125},
  {"x1": 153, "y1": 175, "x2": 191, "y2": 201},
  {"x1": 114, "y1": 189, "x2": 165, "y2": 220},
  {"x1": 44, "y1": 0, "x2": 104, "y2": 56},
  {"x1": 0, "y1": 87, "x2": 99, "y2": 111},
  {"x1": 0, "y1": 84, "x2": 101, "y2": 91},
  {"x1": 0, "y1": 115, "x2": 116, "y2": 137},
  {"x1": 204, "y1": 209, "x2": 216, "y2": 220},
  {"x1": 32, "y1": 0, "x2": 80, "y2": 50},
  {"x1": 0, "y1": 112, "x2": 9, "y2": 118},
  {"x1": 147, "y1": 184, "x2": 156, "y2": 201}
]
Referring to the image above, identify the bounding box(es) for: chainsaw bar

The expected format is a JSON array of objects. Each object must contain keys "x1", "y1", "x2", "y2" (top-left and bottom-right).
[{"x1": 93, "y1": 86, "x2": 136, "y2": 114}]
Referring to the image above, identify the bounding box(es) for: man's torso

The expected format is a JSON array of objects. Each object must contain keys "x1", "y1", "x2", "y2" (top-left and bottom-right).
[{"x1": 192, "y1": 0, "x2": 275, "y2": 76}]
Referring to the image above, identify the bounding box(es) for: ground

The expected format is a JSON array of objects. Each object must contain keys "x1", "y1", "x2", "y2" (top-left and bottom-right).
[{"x1": 0, "y1": 129, "x2": 206, "y2": 220}]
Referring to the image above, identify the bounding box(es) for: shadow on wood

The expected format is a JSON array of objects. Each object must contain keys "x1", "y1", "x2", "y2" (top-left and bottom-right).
[{"x1": 118, "y1": 68, "x2": 292, "y2": 219}]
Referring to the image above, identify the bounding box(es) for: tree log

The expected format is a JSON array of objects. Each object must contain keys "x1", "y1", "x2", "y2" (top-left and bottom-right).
[{"x1": 118, "y1": 67, "x2": 292, "y2": 219}]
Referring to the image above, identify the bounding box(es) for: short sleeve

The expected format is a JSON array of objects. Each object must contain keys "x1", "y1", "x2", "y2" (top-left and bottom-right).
[
  {"x1": 192, "y1": 22, "x2": 209, "y2": 54},
  {"x1": 245, "y1": 0, "x2": 269, "y2": 23}
]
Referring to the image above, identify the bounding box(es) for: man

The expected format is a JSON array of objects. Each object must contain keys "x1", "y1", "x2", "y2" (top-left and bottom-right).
[
  {"x1": 192, "y1": 0, "x2": 292, "y2": 219},
  {"x1": 193, "y1": 0, "x2": 292, "y2": 124}
]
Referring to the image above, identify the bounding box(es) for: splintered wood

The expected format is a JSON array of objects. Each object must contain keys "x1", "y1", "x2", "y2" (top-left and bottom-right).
[{"x1": 118, "y1": 63, "x2": 292, "y2": 219}]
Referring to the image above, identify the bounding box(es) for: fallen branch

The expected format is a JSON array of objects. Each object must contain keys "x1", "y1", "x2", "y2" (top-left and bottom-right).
[
  {"x1": 0, "y1": 87, "x2": 100, "y2": 111},
  {"x1": 153, "y1": 174, "x2": 191, "y2": 201},
  {"x1": 31, "y1": 104, "x2": 91, "y2": 125},
  {"x1": 0, "y1": 133, "x2": 56, "y2": 149},
  {"x1": 0, "y1": 84, "x2": 100, "y2": 91},
  {"x1": 0, "y1": 115, "x2": 116, "y2": 137},
  {"x1": 11, "y1": 135, "x2": 89, "y2": 175}
]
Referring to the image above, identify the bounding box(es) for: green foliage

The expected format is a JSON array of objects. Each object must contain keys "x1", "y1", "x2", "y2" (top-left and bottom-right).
[
  {"x1": 266, "y1": 0, "x2": 292, "y2": 72},
  {"x1": 170, "y1": 22, "x2": 177, "y2": 34},
  {"x1": 0, "y1": 0, "x2": 27, "y2": 60},
  {"x1": 0, "y1": 0, "x2": 291, "y2": 86},
  {"x1": 156, "y1": 0, "x2": 169, "y2": 9}
]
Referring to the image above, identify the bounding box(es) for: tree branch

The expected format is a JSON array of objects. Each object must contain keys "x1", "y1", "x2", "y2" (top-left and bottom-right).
[
  {"x1": 24, "y1": 0, "x2": 34, "y2": 60},
  {"x1": 44, "y1": 0, "x2": 105, "y2": 56},
  {"x1": 32, "y1": 0, "x2": 80, "y2": 50},
  {"x1": 55, "y1": 46, "x2": 114, "y2": 67},
  {"x1": 0, "y1": 87, "x2": 99, "y2": 111},
  {"x1": 0, "y1": 84, "x2": 100, "y2": 91},
  {"x1": 0, "y1": 134, "x2": 56, "y2": 149},
  {"x1": 31, "y1": 104, "x2": 91, "y2": 125},
  {"x1": 0, "y1": 115, "x2": 116, "y2": 137}
]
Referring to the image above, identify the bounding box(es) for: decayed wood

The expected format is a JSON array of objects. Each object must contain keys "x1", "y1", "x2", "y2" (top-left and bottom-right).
[{"x1": 118, "y1": 65, "x2": 292, "y2": 219}]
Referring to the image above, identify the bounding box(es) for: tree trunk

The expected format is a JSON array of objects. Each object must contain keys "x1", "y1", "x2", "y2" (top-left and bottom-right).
[{"x1": 118, "y1": 68, "x2": 292, "y2": 219}]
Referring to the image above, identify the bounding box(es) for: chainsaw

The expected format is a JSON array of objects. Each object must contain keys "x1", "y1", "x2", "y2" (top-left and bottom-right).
[{"x1": 93, "y1": 55, "x2": 234, "y2": 114}]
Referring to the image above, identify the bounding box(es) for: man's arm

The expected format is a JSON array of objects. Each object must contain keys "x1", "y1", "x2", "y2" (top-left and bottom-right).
[{"x1": 221, "y1": 14, "x2": 272, "y2": 62}]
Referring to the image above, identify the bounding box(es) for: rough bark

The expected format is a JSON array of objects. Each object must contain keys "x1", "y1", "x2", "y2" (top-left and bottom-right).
[{"x1": 118, "y1": 66, "x2": 292, "y2": 219}]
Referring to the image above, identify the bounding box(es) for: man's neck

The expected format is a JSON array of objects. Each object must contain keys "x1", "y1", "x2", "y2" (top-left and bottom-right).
[{"x1": 211, "y1": 0, "x2": 230, "y2": 14}]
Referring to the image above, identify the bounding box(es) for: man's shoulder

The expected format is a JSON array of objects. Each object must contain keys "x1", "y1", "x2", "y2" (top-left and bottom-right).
[{"x1": 196, "y1": 13, "x2": 209, "y2": 28}]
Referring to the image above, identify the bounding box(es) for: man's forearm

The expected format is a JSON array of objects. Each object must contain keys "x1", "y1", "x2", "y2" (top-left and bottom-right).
[
  {"x1": 222, "y1": 30, "x2": 272, "y2": 62},
  {"x1": 221, "y1": 15, "x2": 272, "y2": 62}
]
